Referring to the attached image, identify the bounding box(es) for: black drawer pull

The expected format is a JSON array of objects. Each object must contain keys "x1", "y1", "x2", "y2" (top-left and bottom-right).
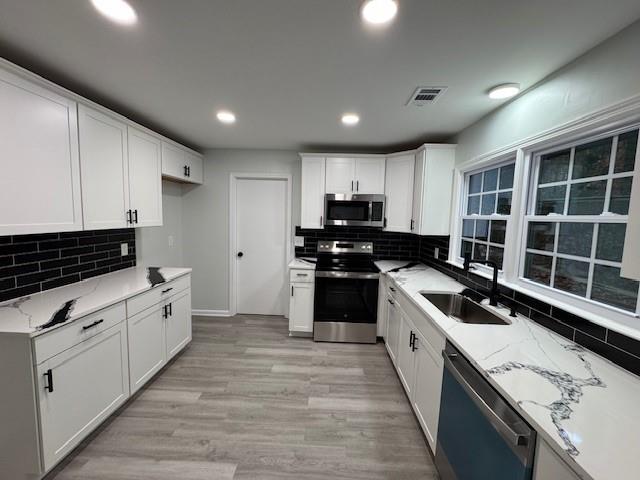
[
  {"x1": 82, "y1": 319, "x2": 104, "y2": 331},
  {"x1": 44, "y1": 369, "x2": 54, "y2": 393},
  {"x1": 161, "y1": 287, "x2": 173, "y2": 294},
  {"x1": 389, "y1": 287, "x2": 396, "y2": 292},
  {"x1": 387, "y1": 299, "x2": 394, "y2": 305}
]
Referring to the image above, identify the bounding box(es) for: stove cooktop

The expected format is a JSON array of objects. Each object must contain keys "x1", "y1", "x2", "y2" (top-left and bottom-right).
[{"x1": 315, "y1": 241, "x2": 377, "y2": 273}]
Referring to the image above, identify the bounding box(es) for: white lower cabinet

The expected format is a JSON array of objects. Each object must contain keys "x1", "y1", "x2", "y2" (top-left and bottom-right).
[
  {"x1": 396, "y1": 311, "x2": 416, "y2": 395},
  {"x1": 411, "y1": 329, "x2": 444, "y2": 452},
  {"x1": 289, "y1": 281, "x2": 314, "y2": 333},
  {"x1": 385, "y1": 294, "x2": 401, "y2": 364},
  {"x1": 128, "y1": 305, "x2": 166, "y2": 394},
  {"x1": 533, "y1": 439, "x2": 581, "y2": 480},
  {"x1": 376, "y1": 275, "x2": 388, "y2": 337},
  {"x1": 165, "y1": 289, "x2": 193, "y2": 360},
  {"x1": 37, "y1": 321, "x2": 129, "y2": 470}
]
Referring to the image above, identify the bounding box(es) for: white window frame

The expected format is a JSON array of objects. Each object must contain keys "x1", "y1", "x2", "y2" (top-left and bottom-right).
[{"x1": 449, "y1": 98, "x2": 640, "y2": 333}]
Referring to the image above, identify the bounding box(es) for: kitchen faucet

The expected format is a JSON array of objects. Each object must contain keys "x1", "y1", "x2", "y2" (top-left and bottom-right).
[{"x1": 463, "y1": 252, "x2": 501, "y2": 307}]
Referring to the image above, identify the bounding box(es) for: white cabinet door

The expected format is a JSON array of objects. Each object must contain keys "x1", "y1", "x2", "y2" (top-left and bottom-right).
[
  {"x1": 0, "y1": 69, "x2": 82, "y2": 235},
  {"x1": 165, "y1": 289, "x2": 192, "y2": 360},
  {"x1": 78, "y1": 105, "x2": 129, "y2": 230},
  {"x1": 289, "y1": 282, "x2": 314, "y2": 333},
  {"x1": 355, "y1": 157, "x2": 386, "y2": 194},
  {"x1": 376, "y1": 276, "x2": 388, "y2": 337},
  {"x1": 128, "y1": 305, "x2": 166, "y2": 394},
  {"x1": 301, "y1": 156, "x2": 326, "y2": 229},
  {"x1": 37, "y1": 322, "x2": 129, "y2": 471},
  {"x1": 396, "y1": 311, "x2": 416, "y2": 395},
  {"x1": 325, "y1": 157, "x2": 356, "y2": 194},
  {"x1": 185, "y1": 151, "x2": 204, "y2": 184},
  {"x1": 533, "y1": 439, "x2": 581, "y2": 480},
  {"x1": 161, "y1": 142, "x2": 188, "y2": 180},
  {"x1": 411, "y1": 329, "x2": 444, "y2": 453},
  {"x1": 385, "y1": 295, "x2": 400, "y2": 364},
  {"x1": 385, "y1": 154, "x2": 415, "y2": 232},
  {"x1": 127, "y1": 127, "x2": 163, "y2": 227},
  {"x1": 412, "y1": 149, "x2": 426, "y2": 235},
  {"x1": 622, "y1": 167, "x2": 640, "y2": 280}
]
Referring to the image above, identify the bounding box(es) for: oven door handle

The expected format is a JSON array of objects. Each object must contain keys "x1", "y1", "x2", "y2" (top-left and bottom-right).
[
  {"x1": 315, "y1": 271, "x2": 380, "y2": 280},
  {"x1": 442, "y1": 351, "x2": 532, "y2": 449}
]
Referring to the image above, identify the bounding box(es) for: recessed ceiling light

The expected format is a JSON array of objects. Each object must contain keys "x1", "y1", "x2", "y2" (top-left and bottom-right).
[
  {"x1": 216, "y1": 110, "x2": 236, "y2": 124},
  {"x1": 341, "y1": 113, "x2": 360, "y2": 126},
  {"x1": 90, "y1": 0, "x2": 137, "y2": 26},
  {"x1": 361, "y1": 0, "x2": 398, "y2": 25},
  {"x1": 488, "y1": 83, "x2": 521, "y2": 100}
]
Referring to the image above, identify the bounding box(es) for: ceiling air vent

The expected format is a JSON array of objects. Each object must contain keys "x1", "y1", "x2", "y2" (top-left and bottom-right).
[{"x1": 407, "y1": 86, "x2": 447, "y2": 106}]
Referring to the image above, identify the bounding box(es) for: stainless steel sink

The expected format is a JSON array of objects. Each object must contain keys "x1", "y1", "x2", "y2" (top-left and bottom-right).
[{"x1": 421, "y1": 292, "x2": 510, "y2": 325}]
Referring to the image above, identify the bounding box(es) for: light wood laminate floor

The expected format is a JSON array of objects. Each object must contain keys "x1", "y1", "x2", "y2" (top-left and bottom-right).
[{"x1": 47, "y1": 315, "x2": 439, "y2": 480}]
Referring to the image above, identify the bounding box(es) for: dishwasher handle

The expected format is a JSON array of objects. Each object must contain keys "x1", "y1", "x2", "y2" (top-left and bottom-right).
[{"x1": 442, "y1": 350, "x2": 533, "y2": 450}]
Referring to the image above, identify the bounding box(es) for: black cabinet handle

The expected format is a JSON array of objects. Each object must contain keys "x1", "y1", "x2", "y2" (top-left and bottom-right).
[
  {"x1": 351, "y1": 180, "x2": 354, "y2": 191},
  {"x1": 126, "y1": 209, "x2": 132, "y2": 224},
  {"x1": 163, "y1": 305, "x2": 168, "y2": 319},
  {"x1": 133, "y1": 209, "x2": 138, "y2": 224},
  {"x1": 161, "y1": 287, "x2": 173, "y2": 294},
  {"x1": 187, "y1": 166, "x2": 191, "y2": 177},
  {"x1": 291, "y1": 286, "x2": 294, "y2": 296},
  {"x1": 383, "y1": 217, "x2": 387, "y2": 228},
  {"x1": 82, "y1": 319, "x2": 104, "y2": 331},
  {"x1": 169, "y1": 302, "x2": 173, "y2": 317},
  {"x1": 184, "y1": 165, "x2": 188, "y2": 176},
  {"x1": 356, "y1": 180, "x2": 359, "y2": 192},
  {"x1": 44, "y1": 369, "x2": 53, "y2": 393},
  {"x1": 387, "y1": 299, "x2": 394, "y2": 305},
  {"x1": 320, "y1": 215, "x2": 323, "y2": 225},
  {"x1": 411, "y1": 332, "x2": 418, "y2": 352},
  {"x1": 410, "y1": 219, "x2": 415, "y2": 231}
]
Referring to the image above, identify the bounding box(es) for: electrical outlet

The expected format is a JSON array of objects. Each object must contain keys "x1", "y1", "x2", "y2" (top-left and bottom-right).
[
  {"x1": 120, "y1": 243, "x2": 129, "y2": 257},
  {"x1": 168, "y1": 235, "x2": 175, "y2": 247},
  {"x1": 294, "y1": 236, "x2": 305, "y2": 247},
  {"x1": 434, "y1": 247, "x2": 439, "y2": 259}
]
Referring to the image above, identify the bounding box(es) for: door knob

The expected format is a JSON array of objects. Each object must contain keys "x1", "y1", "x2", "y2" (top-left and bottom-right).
[{"x1": 237, "y1": 252, "x2": 244, "y2": 258}]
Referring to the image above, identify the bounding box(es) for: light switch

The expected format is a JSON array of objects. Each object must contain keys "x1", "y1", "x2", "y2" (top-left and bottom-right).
[
  {"x1": 120, "y1": 243, "x2": 129, "y2": 256},
  {"x1": 434, "y1": 247, "x2": 439, "y2": 259}
]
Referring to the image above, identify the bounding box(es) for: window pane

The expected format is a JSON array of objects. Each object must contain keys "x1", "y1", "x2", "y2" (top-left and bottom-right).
[
  {"x1": 614, "y1": 130, "x2": 638, "y2": 173},
  {"x1": 536, "y1": 185, "x2": 566, "y2": 215},
  {"x1": 475, "y1": 220, "x2": 489, "y2": 241},
  {"x1": 462, "y1": 219, "x2": 475, "y2": 238},
  {"x1": 572, "y1": 138, "x2": 612, "y2": 179},
  {"x1": 490, "y1": 220, "x2": 507, "y2": 245},
  {"x1": 500, "y1": 164, "x2": 515, "y2": 189},
  {"x1": 539, "y1": 150, "x2": 570, "y2": 184},
  {"x1": 596, "y1": 223, "x2": 626, "y2": 262},
  {"x1": 474, "y1": 243, "x2": 488, "y2": 260},
  {"x1": 461, "y1": 240, "x2": 473, "y2": 258},
  {"x1": 483, "y1": 168, "x2": 499, "y2": 192},
  {"x1": 497, "y1": 192, "x2": 512, "y2": 215},
  {"x1": 557, "y1": 223, "x2": 593, "y2": 258},
  {"x1": 568, "y1": 180, "x2": 607, "y2": 215},
  {"x1": 524, "y1": 253, "x2": 553, "y2": 286},
  {"x1": 481, "y1": 194, "x2": 496, "y2": 215},
  {"x1": 527, "y1": 222, "x2": 556, "y2": 251},
  {"x1": 610, "y1": 177, "x2": 632, "y2": 215},
  {"x1": 554, "y1": 258, "x2": 589, "y2": 297},
  {"x1": 591, "y1": 265, "x2": 639, "y2": 312},
  {"x1": 488, "y1": 246, "x2": 504, "y2": 269},
  {"x1": 469, "y1": 173, "x2": 482, "y2": 194},
  {"x1": 467, "y1": 195, "x2": 480, "y2": 215}
]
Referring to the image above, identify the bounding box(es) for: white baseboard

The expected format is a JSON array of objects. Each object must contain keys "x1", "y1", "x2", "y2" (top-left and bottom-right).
[{"x1": 192, "y1": 309, "x2": 233, "y2": 317}]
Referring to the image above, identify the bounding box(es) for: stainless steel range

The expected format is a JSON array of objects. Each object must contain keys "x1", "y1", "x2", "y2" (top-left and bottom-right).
[{"x1": 313, "y1": 241, "x2": 379, "y2": 343}]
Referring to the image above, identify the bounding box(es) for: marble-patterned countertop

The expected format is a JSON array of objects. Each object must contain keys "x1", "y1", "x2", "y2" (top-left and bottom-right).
[
  {"x1": 288, "y1": 258, "x2": 317, "y2": 270},
  {"x1": 375, "y1": 261, "x2": 640, "y2": 480},
  {"x1": 0, "y1": 266, "x2": 192, "y2": 337}
]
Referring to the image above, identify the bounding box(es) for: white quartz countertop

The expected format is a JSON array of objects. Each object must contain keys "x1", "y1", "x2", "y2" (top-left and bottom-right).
[
  {"x1": 288, "y1": 258, "x2": 317, "y2": 270},
  {"x1": 0, "y1": 266, "x2": 192, "y2": 337},
  {"x1": 375, "y1": 261, "x2": 640, "y2": 480}
]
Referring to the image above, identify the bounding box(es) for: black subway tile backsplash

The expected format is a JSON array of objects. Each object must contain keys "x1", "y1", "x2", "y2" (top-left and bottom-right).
[{"x1": 0, "y1": 228, "x2": 136, "y2": 303}]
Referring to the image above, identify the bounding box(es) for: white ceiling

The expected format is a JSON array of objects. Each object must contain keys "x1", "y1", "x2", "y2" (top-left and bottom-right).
[{"x1": 0, "y1": 1, "x2": 639, "y2": 152}]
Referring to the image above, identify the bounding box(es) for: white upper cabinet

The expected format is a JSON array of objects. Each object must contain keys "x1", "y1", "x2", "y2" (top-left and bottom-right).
[
  {"x1": 127, "y1": 127, "x2": 163, "y2": 227},
  {"x1": 384, "y1": 154, "x2": 415, "y2": 232},
  {"x1": 412, "y1": 145, "x2": 456, "y2": 236},
  {"x1": 78, "y1": 105, "x2": 129, "y2": 230},
  {"x1": 0, "y1": 69, "x2": 82, "y2": 235},
  {"x1": 300, "y1": 156, "x2": 326, "y2": 229},
  {"x1": 325, "y1": 156, "x2": 386, "y2": 194},
  {"x1": 161, "y1": 142, "x2": 203, "y2": 185},
  {"x1": 355, "y1": 157, "x2": 386, "y2": 194},
  {"x1": 622, "y1": 168, "x2": 640, "y2": 280},
  {"x1": 325, "y1": 157, "x2": 356, "y2": 194}
]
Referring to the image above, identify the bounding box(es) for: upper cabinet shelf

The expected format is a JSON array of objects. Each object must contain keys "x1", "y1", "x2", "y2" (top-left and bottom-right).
[{"x1": 0, "y1": 59, "x2": 203, "y2": 236}]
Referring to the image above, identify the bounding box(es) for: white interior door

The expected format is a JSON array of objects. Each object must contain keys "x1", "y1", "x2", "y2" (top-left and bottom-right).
[{"x1": 236, "y1": 177, "x2": 288, "y2": 315}]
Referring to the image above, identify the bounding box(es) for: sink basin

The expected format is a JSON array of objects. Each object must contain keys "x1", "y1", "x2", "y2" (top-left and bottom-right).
[{"x1": 421, "y1": 292, "x2": 510, "y2": 325}]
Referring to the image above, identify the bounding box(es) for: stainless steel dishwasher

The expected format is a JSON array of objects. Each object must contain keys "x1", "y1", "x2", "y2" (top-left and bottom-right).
[{"x1": 435, "y1": 341, "x2": 537, "y2": 480}]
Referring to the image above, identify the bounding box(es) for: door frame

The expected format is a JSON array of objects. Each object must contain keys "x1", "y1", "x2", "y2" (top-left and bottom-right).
[{"x1": 229, "y1": 172, "x2": 293, "y2": 316}]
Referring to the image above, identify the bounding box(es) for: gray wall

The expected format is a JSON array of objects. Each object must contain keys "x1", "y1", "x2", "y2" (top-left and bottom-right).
[
  {"x1": 454, "y1": 20, "x2": 640, "y2": 164},
  {"x1": 136, "y1": 180, "x2": 184, "y2": 267},
  {"x1": 181, "y1": 149, "x2": 301, "y2": 312}
]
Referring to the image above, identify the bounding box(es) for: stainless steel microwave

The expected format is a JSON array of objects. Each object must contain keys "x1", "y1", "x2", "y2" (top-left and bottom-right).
[{"x1": 324, "y1": 194, "x2": 385, "y2": 227}]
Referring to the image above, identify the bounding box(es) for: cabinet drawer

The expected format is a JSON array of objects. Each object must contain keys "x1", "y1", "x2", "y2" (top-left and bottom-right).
[
  {"x1": 34, "y1": 302, "x2": 126, "y2": 364},
  {"x1": 289, "y1": 269, "x2": 314, "y2": 283},
  {"x1": 126, "y1": 274, "x2": 191, "y2": 317}
]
